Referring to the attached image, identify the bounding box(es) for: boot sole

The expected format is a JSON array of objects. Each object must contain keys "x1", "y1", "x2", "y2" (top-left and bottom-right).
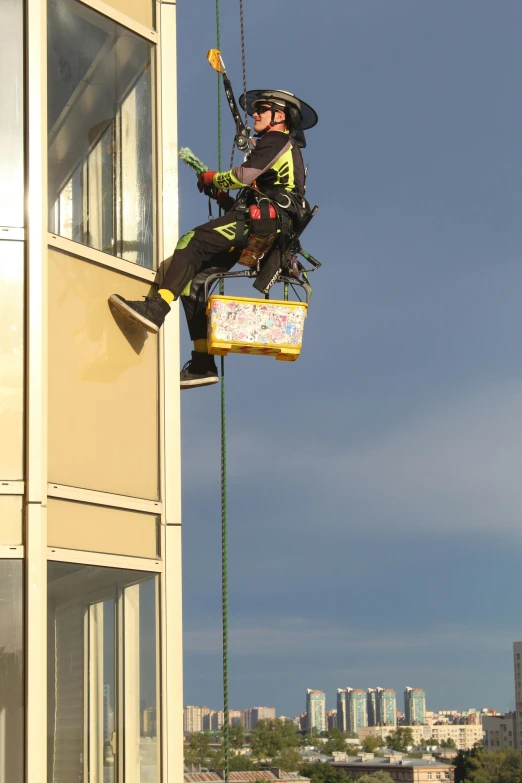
[
  {"x1": 180, "y1": 376, "x2": 219, "y2": 389},
  {"x1": 109, "y1": 294, "x2": 160, "y2": 334}
]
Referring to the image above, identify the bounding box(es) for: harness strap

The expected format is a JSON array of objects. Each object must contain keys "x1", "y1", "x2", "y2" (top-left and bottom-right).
[{"x1": 234, "y1": 207, "x2": 248, "y2": 248}]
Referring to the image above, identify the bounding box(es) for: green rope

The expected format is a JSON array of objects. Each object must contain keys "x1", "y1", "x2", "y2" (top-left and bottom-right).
[{"x1": 215, "y1": 3, "x2": 229, "y2": 782}]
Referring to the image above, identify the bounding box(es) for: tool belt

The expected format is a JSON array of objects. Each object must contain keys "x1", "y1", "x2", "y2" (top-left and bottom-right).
[{"x1": 237, "y1": 199, "x2": 278, "y2": 268}]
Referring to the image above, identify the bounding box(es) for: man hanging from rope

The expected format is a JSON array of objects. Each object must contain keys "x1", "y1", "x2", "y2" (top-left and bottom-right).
[{"x1": 109, "y1": 90, "x2": 318, "y2": 389}]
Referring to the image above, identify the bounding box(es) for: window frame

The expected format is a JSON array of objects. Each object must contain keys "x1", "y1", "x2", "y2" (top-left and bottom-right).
[
  {"x1": 0, "y1": 556, "x2": 24, "y2": 783},
  {"x1": 47, "y1": 0, "x2": 160, "y2": 280}
]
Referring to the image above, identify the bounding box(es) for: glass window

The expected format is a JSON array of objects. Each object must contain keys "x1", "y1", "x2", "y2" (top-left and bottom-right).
[
  {"x1": 48, "y1": 0, "x2": 154, "y2": 268},
  {"x1": 47, "y1": 562, "x2": 160, "y2": 783},
  {"x1": 0, "y1": 241, "x2": 24, "y2": 480},
  {"x1": 0, "y1": 560, "x2": 23, "y2": 783},
  {"x1": 0, "y1": 0, "x2": 24, "y2": 227}
]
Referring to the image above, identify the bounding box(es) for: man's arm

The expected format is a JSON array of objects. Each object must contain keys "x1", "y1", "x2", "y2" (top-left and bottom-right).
[{"x1": 212, "y1": 133, "x2": 292, "y2": 190}]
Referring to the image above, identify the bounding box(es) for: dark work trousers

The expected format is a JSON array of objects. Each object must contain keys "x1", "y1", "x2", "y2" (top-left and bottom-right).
[{"x1": 161, "y1": 210, "x2": 245, "y2": 341}]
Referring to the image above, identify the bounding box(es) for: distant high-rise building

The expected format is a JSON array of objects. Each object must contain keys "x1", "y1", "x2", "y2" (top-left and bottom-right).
[
  {"x1": 306, "y1": 689, "x2": 326, "y2": 733},
  {"x1": 514, "y1": 641, "x2": 522, "y2": 750},
  {"x1": 338, "y1": 688, "x2": 368, "y2": 732},
  {"x1": 241, "y1": 707, "x2": 276, "y2": 731},
  {"x1": 202, "y1": 711, "x2": 213, "y2": 731},
  {"x1": 376, "y1": 688, "x2": 397, "y2": 727},
  {"x1": 229, "y1": 709, "x2": 242, "y2": 726},
  {"x1": 326, "y1": 709, "x2": 338, "y2": 730},
  {"x1": 184, "y1": 705, "x2": 212, "y2": 734},
  {"x1": 103, "y1": 684, "x2": 113, "y2": 742},
  {"x1": 143, "y1": 707, "x2": 157, "y2": 737},
  {"x1": 337, "y1": 689, "x2": 349, "y2": 732},
  {"x1": 404, "y1": 688, "x2": 426, "y2": 725},
  {"x1": 212, "y1": 710, "x2": 225, "y2": 731},
  {"x1": 367, "y1": 689, "x2": 378, "y2": 727},
  {"x1": 347, "y1": 689, "x2": 367, "y2": 732}
]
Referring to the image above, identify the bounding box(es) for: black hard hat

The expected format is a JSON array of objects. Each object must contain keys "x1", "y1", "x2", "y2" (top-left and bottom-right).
[
  {"x1": 240, "y1": 90, "x2": 317, "y2": 148},
  {"x1": 239, "y1": 89, "x2": 318, "y2": 130}
]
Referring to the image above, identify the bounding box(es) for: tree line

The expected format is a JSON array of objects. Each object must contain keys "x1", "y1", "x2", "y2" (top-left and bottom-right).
[{"x1": 185, "y1": 720, "x2": 522, "y2": 783}]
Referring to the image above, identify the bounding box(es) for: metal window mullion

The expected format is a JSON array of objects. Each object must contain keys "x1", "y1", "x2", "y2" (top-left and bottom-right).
[
  {"x1": 89, "y1": 602, "x2": 105, "y2": 782},
  {"x1": 0, "y1": 546, "x2": 24, "y2": 559},
  {"x1": 154, "y1": 570, "x2": 162, "y2": 777},
  {"x1": 115, "y1": 73, "x2": 123, "y2": 260},
  {"x1": 47, "y1": 482, "x2": 162, "y2": 513},
  {"x1": 47, "y1": 546, "x2": 162, "y2": 572},
  {"x1": 75, "y1": 0, "x2": 158, "y2": 43},
  {"x1": 159, "y1": 3, "x2": 183, "y2": 782},
  {"x1": 83, "y1": 609, "x2": 90, "y2": 783},
  {"x1": 117, "y1": 588, "x2": 125, "y2": 783},
  {"x1": 47, "y1": 233, "x2": 157, "y2": 282},
  {"x1": 123, "y1": 584, "x2": 141, "y2": 783},
  {"x1": 26, "y1": 0, "x2": 48, "y2": 780},
  {"x1": 151, "y1": 40, "x2": 160, "y2": 275}
]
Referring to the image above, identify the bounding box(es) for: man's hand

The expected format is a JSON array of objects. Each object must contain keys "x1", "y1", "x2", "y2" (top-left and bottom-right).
[
  {"x1": 215, "y1": 190, "x2": 235, "y2": 212},
  {"x1": 197, "y1": 170, "x2": 217, "y2": 193}
]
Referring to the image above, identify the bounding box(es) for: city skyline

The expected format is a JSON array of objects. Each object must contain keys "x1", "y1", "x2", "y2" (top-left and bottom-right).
[{"x1": 182, "y1": 682, "x2": 507, "y2": 726}]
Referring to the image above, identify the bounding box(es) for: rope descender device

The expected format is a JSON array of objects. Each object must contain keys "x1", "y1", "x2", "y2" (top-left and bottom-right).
[{"x1": 207, "y1": 48, "x2": 250, "y2": 153}]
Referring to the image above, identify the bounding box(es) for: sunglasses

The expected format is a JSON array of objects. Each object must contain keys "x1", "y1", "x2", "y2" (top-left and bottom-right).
[{"x1": 254, "y1": 105, "x2": 274, "y2": 115}]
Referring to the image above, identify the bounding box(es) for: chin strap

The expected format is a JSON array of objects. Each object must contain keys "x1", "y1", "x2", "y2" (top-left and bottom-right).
[{"x1": 269, "y1": 105, "x2": 287, "y2": 129}]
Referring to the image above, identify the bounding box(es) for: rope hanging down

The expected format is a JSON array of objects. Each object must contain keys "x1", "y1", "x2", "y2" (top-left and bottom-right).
[
  {"x1": 215, "y1": 2, "x2": 229, "y2": 779},
  {"x1": 215, "y1": 2, "x2": 248, "y2": 781}
]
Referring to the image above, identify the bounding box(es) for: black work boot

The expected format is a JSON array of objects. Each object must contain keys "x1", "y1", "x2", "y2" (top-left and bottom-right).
[
  {"x1": 180, "y1": 351, "x2": 219, "y2": 389},
  {"x1": 108, "y1": 292, "x2": 171, "y2": 333}
]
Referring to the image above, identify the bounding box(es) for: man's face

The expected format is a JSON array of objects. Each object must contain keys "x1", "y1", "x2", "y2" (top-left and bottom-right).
[{"x1": 252, "y1": 103, "x2": 286, "y2": 133}]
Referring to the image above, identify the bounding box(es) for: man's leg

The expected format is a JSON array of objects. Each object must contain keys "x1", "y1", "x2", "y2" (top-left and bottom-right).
[
  {"x1": 108, "y1": 211, "x2": 246, "y2": 334},
  {"x1": 178, "y1": 253, "x2": 240, "y2": 388}
]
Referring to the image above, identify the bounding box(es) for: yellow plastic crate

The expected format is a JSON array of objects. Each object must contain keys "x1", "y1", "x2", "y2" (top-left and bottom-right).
[{"x1": 207, "y1": 294, "x2": 308, "y2": 362}]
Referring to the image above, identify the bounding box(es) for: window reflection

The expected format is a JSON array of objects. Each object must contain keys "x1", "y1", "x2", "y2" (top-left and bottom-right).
[
  {"x1": 48, "y1": 0, "x2": 154, "y2": 268},
  {"x1": 47, "y1": 562, "x2": 159, "y2": 783},
  {"x1": 0, "y1": 242, "x2": 24, "y2": 480},
  {"x1": 0, "y1": 0, "x2": 24, "y2": 227},
  {"x1": 138, "y1": 579, "x2": 158, "y2": 782},
  {"x1": 0, "y1": 560, "x2": 23, "y2": 783}
]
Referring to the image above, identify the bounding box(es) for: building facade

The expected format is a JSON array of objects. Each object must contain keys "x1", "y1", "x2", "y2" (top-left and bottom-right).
[
  {"x1": 376, "y1": 688, "x2": 397, "y2": 727},
  {"x1": 367, "y1": 689, "x2": 378, "y2": 727},
  {"x1": 359, "y1": 723, "x2": 483, "y2": 751},
  {"x1": 184, "y1": 706, "x2": 213, "y2": 735},
  {"x1": 242, "y1": 707, "x2": 276, "y2": 730},
  {"x1": 514, "y1": 641, "x2": 522, "y2": 751},
  {"x1": 347, "y1": 689, "x2": 368, "y2": 733},
  {"x1": 0, "y1": 0, "x2": 184, "y2": 781},
  {"x1": 306, "y1": 690, "x2": 326, "y2": 733},
  {"x1": 337, "y1": 689, "x2": 349, "y2": 733},
  {"x1": 331, "y1": 755, "x2": 454, "y2": 782},
  {"x1": 326, "y1": 709, "x2": 338, "y2": 730},
  {"x1": 482, "y1": 713, "x2": 516, "y2": 751},
  {"x1": 405, "y1": 687, "x2": 427, "y2": 725}
]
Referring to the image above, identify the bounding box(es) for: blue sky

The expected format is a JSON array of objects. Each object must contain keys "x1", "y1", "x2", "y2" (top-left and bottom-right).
[{"x1": 177, "y1": 0, "x2": 522, "y2": 718}]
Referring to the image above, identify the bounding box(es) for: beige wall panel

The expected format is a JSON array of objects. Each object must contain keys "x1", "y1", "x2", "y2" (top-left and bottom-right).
[
  {"x1": 47, "y1": 498, "x2": 159, "y2": 557},
  {"x1": 0, "y1": 495, "x2": 23, "y2": 545},
  {"x1": 48, "y1": 249, "x2": 159, "y2": 499},
  {"x1": 0, "y1": 242, "x2": 24, "y2": 479},
  {"x1": 103, "y1": 0, "x2": 153, "y2": 29}
]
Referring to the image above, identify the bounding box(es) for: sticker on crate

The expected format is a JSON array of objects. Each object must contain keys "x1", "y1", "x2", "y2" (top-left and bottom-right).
[{"x1": 207, "y1": 295, "x2": 308, "y2": 359}]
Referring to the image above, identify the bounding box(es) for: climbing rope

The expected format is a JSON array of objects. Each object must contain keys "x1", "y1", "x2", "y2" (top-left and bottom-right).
[
  {"x1": 215, "y1": 4, "x2": 248, "y2": 780},
  {"x1": 215, "y1": 2, "x2": 229, "y2": 781},
  {"x1": 239, "y1": 0, "x2": 248, "y2": 127}
]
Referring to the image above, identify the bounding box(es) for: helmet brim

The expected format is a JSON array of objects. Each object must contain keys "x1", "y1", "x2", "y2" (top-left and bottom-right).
[{"x1": 239, "y1": 90, "x2": 318, "y2": 130}]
